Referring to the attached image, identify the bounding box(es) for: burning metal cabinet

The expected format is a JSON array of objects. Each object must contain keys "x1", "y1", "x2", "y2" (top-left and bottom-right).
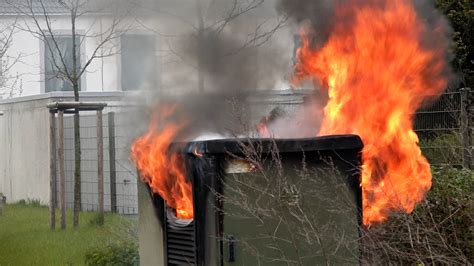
[{"x1": 138, "y1": 135, "x2": 363, "y2": 265}]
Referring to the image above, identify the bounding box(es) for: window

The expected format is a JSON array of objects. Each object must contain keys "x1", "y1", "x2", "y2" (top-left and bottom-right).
[
  {"x1": 44, "y1": 35, "x2": 81, "y2": 92},
  {"x1": 121, "y1": 34, "x2": 157, "y2": 91}
]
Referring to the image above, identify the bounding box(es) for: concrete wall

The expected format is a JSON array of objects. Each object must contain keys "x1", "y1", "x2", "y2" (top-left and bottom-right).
[
  {"x1": 0, "y1": 94, "x2": 51, "y2": 203},
  {"x1": 0, "y1": 91, "x2": 130, "y2": 205}
]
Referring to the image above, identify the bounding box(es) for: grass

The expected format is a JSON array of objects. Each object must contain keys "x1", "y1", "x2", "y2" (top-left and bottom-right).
[{"x1": 0, "y1": 203, "x2": 137, "y2": 265}]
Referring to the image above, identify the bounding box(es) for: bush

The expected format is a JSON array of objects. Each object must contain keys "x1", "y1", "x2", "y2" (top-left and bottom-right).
[
  {"x1": 88, "y1": 213, "x2": 104, "y2": 226},
  {"x1": 419, "y1": 132, "x2": 463, "y2": 165},
  {"x1": 363, "y1": 166, "x2": 473, "y2": 264},
  {"x1": 17, "y1": 199, "x2": 42, "y2": 208},
  {"x1": 427, "y1": 167, "x2": 473, "y2": 256},
  {"x1": 84, "y1": 242, "x2": 139, "y2": 266}
]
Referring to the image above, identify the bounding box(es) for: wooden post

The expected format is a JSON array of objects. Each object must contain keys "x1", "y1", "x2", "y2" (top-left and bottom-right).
[
  {"x1": 108, "y1": 112, "x2": 117, "y2": 213},
  {"x1": 49, "y1": 111, "x2": 57, "y2": 230},
  {"x1": 460, "y1": 88, "x2": 472, "y2": 169},
  {"x1": 58, "y1": 110, "x2": 66, "y2": 230},
  {"x1": 97, "y1": 109, "x2": 104, "y2": 225}
]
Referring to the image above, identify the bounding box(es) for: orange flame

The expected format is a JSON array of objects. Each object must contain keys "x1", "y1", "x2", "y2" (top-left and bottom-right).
[
  {"x1": 294, "y1": 0, "x2": 448, "y2": 224},
  {"x1": 131, "y1": 105, "x2": 194, "y2": 219},
  {"x1": 193, "y1": 147, "x2": 204, "y2": 157},
  {"x1": 257, "y1": 122, "x2": 271, "y2": 138}
]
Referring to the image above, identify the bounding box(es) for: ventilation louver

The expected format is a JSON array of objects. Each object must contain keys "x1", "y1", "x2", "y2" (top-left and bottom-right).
[{"x1": 165, "y1": 209, "x2": 196, "y2": 265}]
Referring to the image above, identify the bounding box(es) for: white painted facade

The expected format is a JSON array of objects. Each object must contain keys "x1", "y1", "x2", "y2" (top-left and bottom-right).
[
  {"x1": 0, "y1": 1, "x2": 294, "y2": 99},
  {"x1": 0, "y1": 13, "x2": 161, "y2": 98}
]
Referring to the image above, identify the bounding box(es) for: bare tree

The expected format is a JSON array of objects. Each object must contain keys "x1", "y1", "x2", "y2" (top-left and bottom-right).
[
  {"x1": 9, "y1": 0, "x2": 130, "y2": 227},
  {"x1": 0, "y1": 19, "x2": 24, "y2": 98}
]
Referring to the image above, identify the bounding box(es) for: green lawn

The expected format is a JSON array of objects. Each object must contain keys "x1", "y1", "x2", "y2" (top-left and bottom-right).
[{"x1": 0, "y1": 203, "x2": 137, "y2": 265}]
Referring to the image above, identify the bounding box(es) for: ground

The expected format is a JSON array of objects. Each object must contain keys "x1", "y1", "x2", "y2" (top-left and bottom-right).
[{"x1": 0, "y1": 203, "x2": 137, "y2": 265}]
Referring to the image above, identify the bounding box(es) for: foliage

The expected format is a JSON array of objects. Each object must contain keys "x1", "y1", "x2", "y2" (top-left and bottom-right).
[
  {"x1": 89, "y1": 212, "x2": 105, "y2": 226},
  {"x1": 364, "y1": 166, "x2": 473, "y2": 264},
  {"x1": 0, "y1": 204, "x2": 137, "y2": 265},
  {"x1": 419, "y1": 132, "x2": 463, "y2": 165},
  {"x1": 435, "y1": 0, "x2": 473, "y2": 88},
  {"x1": 16, "y1": 198, "x2": 43, "y2": 208},
  {"x1": 427, "y1": 166, "x2": 473, "y2": 255},
  {"x1": 84, "y1": 242, "x2": 139, "y2": 266}
]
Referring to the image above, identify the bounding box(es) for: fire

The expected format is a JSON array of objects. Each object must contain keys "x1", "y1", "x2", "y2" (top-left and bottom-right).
[
  {"x1": 131, "y1": 105, "x2": 194, "y2": 219},
  {"x1": 257, "y1": 122, "x2": 271, "y2": 138},
  {"x1": 193, "y1": 147, "x2": 204, "y2": 157},
  {"x1": 294, "y1": 0, "x2": 448, "y2": 224},
  {"x1": 256, "y1": 107, "x2": 285, "y2": 137}
]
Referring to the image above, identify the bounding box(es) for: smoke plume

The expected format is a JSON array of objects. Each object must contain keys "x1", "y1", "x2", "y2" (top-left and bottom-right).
[{"x1": 128, "y1": 0, "x2": 293, "y2": 139}]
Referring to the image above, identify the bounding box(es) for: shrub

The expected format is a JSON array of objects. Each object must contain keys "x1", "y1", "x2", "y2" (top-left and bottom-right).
[
  {"x1": 427, "y1": 166, "x2": 473, "y2": 257},
  {"x1": 88, "y1": 213, "x2": 103, "y2": 226},
  {"x1": 363, "y1": 166, "x2": 473, "y2": 264},
  {"x1": 84, "y1": 242, "x2": 139, "y2": 266},
  {"x1": 419, "y1": 132, "x2": 463, "y2": 165},
  {"x1": 17, "y1": 199, "x2": 42, "y2": 207}
]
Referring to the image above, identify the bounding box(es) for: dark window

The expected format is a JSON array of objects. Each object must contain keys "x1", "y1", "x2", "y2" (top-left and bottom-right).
[
  {"x1": 121, "y1": 34, "x2": 157, "y2": 91},
  {"x1": 44, "y1": 35, "x2": 81, "y2": 92}
]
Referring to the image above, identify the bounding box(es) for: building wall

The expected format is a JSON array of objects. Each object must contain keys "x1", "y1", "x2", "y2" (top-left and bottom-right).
[
  {"x1": 0, "y1": 2, "x2": 295, "y2": 99},
  {"x1": 0, "y1": 95, "x2": 51, "y2": 203},
  {"x1": 0, "y1": 15, "x2": 161, "y2": 98},
  {"x1": 0, "y1": 91, "x2": 133, "y2": 205}
]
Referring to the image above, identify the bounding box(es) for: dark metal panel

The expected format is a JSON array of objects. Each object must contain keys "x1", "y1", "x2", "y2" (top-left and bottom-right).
[
  {"x1": 179, "y1": 135, "x2": 363, "y2": 155},
  {"x1": 148, "y1": 136, "x2": 363, "y2": 266},
  {"x1": 220, "y1": 150, "x2": 362, "y2": 265}
]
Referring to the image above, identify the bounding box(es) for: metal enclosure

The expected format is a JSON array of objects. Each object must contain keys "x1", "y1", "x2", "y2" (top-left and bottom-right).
[{"x1": 138, "y1": 135, "x2": 363, "y2": 266}]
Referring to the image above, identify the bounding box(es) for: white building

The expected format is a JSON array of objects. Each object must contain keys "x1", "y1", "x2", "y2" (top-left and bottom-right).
[{"x1": 0, "y1": 0, "x2": 161, "y2": 98}]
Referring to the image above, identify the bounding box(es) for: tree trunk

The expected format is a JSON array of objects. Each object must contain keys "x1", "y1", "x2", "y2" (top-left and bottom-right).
[
  {"x1": 72, "y1": 76, "x2": 80, "y2": 229},
  {"x1": 71, "y1": 8, "x2": 81, "y2": 228}
]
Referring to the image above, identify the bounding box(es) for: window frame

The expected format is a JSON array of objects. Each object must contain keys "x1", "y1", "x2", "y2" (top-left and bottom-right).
[
  {"x1": 40, "y1": 31, "x2": 86, "y2": 93},
  {"x1": 119, "y1": 33, "x2": 158, "y2": 92}
]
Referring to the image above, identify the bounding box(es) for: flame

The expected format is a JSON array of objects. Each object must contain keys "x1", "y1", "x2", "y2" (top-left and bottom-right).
[
  {"x1": 131, "y1": 105, "x2": 194, "y2": 219},
  {"x1": 294, "y1": 0, "x2": 448, "y2": 224},
  {"x1": 257, "y1": 122, "x2": 271, "y2": 138},
  {"x1": 193, "y1": 147, "x2": 204, "y2": 157}
]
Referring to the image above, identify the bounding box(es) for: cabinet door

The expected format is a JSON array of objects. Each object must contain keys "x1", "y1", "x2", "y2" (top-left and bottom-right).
[{"x1": 222, "y1": 153, "x2": 360, "y2": 265}]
